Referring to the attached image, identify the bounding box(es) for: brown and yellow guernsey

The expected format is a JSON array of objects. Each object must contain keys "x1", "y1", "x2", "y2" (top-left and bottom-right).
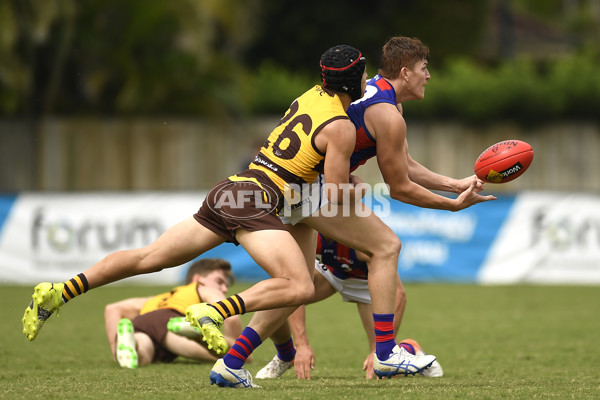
[
  {"x1": 140, "y1": 282, "x2": 201, "y2": 315},
  {"x1": 245, "y1": 85, "x2": 349, "y2": 193}
]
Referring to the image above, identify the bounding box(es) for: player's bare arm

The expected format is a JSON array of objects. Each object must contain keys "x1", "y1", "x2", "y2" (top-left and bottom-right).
[
  {"x1": 406, "y1": 150, "x2": 484, "y2": 194},
  {"x1": 366, "y1": 103, "x2": 495, "y2": 211},
  {"x1": 356, "y1": 301, "x2": 377, "y2": 378},
  {"x1": 287, "y1": 306, "x2": 315, "y2": 380},
  {"x1": 104, "y1": 297, "x2": 151, "y2": 359},
  {"x1": 314, "y1": 118, "x2": 359, "y2": 204},
  {"x1": 286, "y1": 272, "x2": 337, "y2": 380}
]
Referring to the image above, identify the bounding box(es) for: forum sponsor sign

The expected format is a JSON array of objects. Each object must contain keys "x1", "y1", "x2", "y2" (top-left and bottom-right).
[{"x1": 0, "y1": 191, "x2": 598, "y2": 285}]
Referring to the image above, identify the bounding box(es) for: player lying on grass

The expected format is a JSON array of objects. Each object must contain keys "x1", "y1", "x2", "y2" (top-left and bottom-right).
[
  {"x1": 104, "y1": 258, "x2": 242, "y2": 368},
  {"x1": 255, "y1": 233, "x2": 443, "y2": 380}
]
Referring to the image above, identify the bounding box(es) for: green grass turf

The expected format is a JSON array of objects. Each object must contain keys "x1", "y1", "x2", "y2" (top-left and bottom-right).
[{"x1": 1, "y1": 283, "x2": 599, "y2": 399}]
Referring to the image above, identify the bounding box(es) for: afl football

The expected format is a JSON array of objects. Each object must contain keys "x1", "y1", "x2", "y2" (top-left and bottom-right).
[{"x1": 474, "y1": 140, "x2": 533, "y2": 183}]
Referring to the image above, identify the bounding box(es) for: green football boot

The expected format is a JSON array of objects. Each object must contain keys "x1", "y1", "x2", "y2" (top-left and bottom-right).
[
  {"x1": 116, "y1": 318, "x2": 138, "y2": 369},
  {"x1": 185, "y1": 303, "x2": 228, "y2": 355},
  {"x1": 22, "y1": 282, "x2": 64, "y2": 341}
]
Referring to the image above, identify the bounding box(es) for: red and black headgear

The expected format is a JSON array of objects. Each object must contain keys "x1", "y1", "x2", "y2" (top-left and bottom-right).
[{"x1": 320, "y1": 45, "x2": 366, "y2": 102}]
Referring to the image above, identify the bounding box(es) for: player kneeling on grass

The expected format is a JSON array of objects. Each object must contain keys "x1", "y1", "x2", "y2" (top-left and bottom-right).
[
  {"x1": 104, "y1": 259, "x2": 242, "y2": 368},
  {"x1": 256, "y1": 234, "x2": 443, "y2": 380}
]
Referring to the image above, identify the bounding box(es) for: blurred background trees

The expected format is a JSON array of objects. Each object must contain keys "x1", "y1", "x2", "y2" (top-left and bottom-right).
[
  {"x1": 1, "y1": 0, "x2": 600, "y2": 122},
  {"x1": 0, "y1": 0, "x2": 260, "y2": 118}
]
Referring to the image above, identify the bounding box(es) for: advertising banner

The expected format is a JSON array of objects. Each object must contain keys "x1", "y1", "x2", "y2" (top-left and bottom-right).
[
  {"x1": 478, "y1": 192, "x2": 600, "y2": 284},
  {"x1": 1, "y1": 192, "x2": 599, "y2": 285},
  {"x1": 378, "y1": 195, "x2": 515, "y2": 283},
  {"x1": 0, "y1": 193, "x2": 208, "y2": 284}
]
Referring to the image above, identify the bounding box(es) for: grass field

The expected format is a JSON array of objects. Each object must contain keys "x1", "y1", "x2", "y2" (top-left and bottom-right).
[{"x1": 1, "y1": 283, "x2": 599, "y2": 399}]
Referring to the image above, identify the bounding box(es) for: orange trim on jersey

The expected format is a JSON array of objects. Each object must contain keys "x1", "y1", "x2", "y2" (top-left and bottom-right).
[{"x1": 375, "y1": 77, "x2": 393, "y2": 90}]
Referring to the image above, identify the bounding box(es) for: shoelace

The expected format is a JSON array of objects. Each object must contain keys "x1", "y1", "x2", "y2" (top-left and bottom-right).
[{"x1": 245, "y1": 371, "x2": 260, "y2": 388}]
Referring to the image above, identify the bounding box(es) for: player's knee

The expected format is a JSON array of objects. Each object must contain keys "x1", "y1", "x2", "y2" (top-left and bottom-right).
[
  {"x1": 293, "y1": 280, "x2": 315, "y2": 305},
  {"x1": 397, "y1": 287, "x2": 407, "y2": 306},
  {"x1": 377, "y1": 234, "x2": 401, "y2": 260},
  {"x1": 388, "y1": 235, "x2": 402, "y2": 257},
  {"x1": 135, "y1": 333, "x2": 155, "y2": 365}
]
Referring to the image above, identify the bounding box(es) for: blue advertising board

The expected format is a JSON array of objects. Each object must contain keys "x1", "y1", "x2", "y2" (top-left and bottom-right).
[{"x1": 197, "y1": 194, "x2": 517, "y2": 283}]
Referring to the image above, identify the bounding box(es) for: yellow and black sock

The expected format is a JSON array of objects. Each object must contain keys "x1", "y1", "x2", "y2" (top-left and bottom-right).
[
  {"x1": 62, "y1": 273, "x2": 89, "y2": 304},
  {"x1": 208, "y1": 294, "x2": 246, "y2": 319}
]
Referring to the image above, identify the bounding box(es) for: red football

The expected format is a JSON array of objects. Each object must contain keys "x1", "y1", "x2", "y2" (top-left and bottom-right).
[{"x1": 474, "y1": 140, "x2": 534, "y2": 183}]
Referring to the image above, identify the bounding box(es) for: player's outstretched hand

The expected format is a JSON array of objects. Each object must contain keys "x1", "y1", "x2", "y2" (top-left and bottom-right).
[
  {"x1": 455, "y1": 176, "x2": 496, "y2": 211},
  {"x1": 294, "y1": 344, "x2": 315, "y2": 380},
  {"x1": 363, "y1": 351, "x2": 376, "y2": 379},
  {"x1": 455, "y1": 174, "x2": 486, "y2": 193}
]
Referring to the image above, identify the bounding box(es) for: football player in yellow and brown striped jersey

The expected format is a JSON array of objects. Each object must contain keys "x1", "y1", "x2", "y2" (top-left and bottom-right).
[
  {"x1": 23, "y1": 44, "x2": 367, "y2": 389},
  {"x1": 104, "y1": 258, "x2": 241, "y2": 368}
]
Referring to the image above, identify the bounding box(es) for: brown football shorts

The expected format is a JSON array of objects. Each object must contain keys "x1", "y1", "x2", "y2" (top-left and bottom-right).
[
  {"x1": 132, "y1": 308, "x2": 182, "y2": 363},
  {"x1": 194, "y1": 169, "x2": 286, "y2": 245}
]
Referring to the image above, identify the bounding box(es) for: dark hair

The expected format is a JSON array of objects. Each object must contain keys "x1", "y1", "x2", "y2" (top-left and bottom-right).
[
  {"x1": 320, "y1": 44, "x2": 366, "y2": 102},
  {"x1": 185, "y1": 258, "x2": 234, "y2": 285},
  {"x1": 378, "y1": 36, "x2": 430, "y2": 79}
]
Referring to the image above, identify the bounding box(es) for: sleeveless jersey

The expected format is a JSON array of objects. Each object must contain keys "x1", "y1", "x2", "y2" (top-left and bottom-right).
[
  {"x1": 140, "y1": 282, "x2": 202, "y2": 315},
  {"x1": 346, "y1": 75, "x2": 398, "y2": 172},
  {"x1": 316, "y1": 233, "x2": 369, "y2": 280},
  {"x1": 249, "y1": 85, "x2": 349, "y2": 192}
]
